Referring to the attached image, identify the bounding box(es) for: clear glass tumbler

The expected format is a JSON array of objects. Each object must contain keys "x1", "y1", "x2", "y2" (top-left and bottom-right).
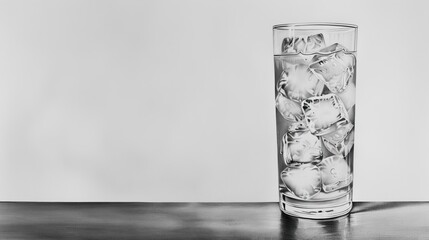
[{"x1": 273, "y1": 23, "x2": 358, "y2": 219}]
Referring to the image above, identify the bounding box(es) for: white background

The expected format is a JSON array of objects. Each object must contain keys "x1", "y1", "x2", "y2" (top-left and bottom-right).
[{"x1": 0, "y1": 0, "x2": 428, "y2": 202}]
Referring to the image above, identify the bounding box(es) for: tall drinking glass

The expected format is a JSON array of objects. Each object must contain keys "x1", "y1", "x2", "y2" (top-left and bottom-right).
[{"x1": 273, "y1": 23, "x2": 358, "y2": 219}]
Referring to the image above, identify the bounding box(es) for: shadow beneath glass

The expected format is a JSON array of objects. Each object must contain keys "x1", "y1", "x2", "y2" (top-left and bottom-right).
[
  {"x1": 351, "y1": 202, "x2": 427, "y2": 214},
  {"x1": 278, "y1": 202, "x2": 429, "y2": 239}
]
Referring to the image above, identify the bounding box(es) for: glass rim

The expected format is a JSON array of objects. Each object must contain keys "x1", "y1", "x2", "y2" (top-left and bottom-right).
[{"x1": 273, "y1": 22, "x2": 358, "y2": 30}]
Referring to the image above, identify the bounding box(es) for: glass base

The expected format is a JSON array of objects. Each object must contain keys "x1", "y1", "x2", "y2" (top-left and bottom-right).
[{"x1": 279, "y1": 191, "x2": 352, "y2": 219}]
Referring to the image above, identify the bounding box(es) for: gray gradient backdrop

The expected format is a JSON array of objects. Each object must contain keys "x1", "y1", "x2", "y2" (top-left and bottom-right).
[{"x1": 0, "y1": 0, "x2": 428, "y2": 201}]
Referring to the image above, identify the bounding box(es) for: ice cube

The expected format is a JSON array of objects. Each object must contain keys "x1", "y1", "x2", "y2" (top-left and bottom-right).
[
  {"x1": 282, "y1": 37, "x2": 306, "y2": 53},
  {"x1": 310, "y1": 51, "x2": 356, "y2": 93},
  {"x1": 278, "y1": 65, "x2": 324, "y2": 103},
  {"x1": 275, "y1": 90, "x2": 303, "y2": 121},
  {"x1": 305, "y1": 33, "x2": 325, "y2": 53},
  {"x1": 280, "y1": 164, "x2": 322, "y2": 200},
  {"x1": 319, "y1": 43, "x2": 347, "y2": 53},
  {"x1": 281, "y1": 53, "x2": 314, "y2": 66},
  {"x1": 287, "y1": 119, "x2": 308, "y2": 132},
  {"x1": 282, "y1": 33, "x2": 325, "y2": 54},
  {"x1": 282, "y1": 121, "x2": 322, "y2": 164},
  {"x1": 337, "y1": 82, "x2": 356, "y2": 111},
  {"x1": 321, "y1": 140, "x2": 334, "y2": 158},
  {"x1": 318, "y1": 155, "x2": 352, "y2": 192},
  {"x1": 301, "y1": 94, "x2": 349, "y2": 136},
  {"x1": 322, "y1": 122, "x2": 354, "y2": 156}
]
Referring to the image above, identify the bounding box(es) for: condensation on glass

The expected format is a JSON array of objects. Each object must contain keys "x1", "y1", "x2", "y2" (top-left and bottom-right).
[{"x1": 273, "y1": 23, "x2": 358, "y2": 219}]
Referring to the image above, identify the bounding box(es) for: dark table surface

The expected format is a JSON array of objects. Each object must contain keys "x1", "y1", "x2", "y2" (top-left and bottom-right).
[{"x1": 0, "y1": 202, "x2": 428, "y2": 239}]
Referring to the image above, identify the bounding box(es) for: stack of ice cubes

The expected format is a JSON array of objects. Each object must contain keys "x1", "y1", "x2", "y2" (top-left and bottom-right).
[{"x1": 276, "y1": 33, "x2": 356, "y2": 200}]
